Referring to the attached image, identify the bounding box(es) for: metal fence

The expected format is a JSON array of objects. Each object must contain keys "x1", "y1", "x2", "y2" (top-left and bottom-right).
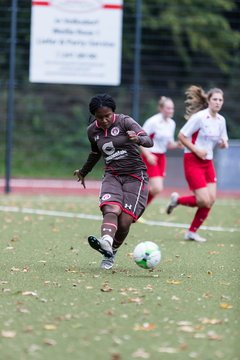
[{"x1": 0, "y1": 0, "x2": 240, "y2": 191}]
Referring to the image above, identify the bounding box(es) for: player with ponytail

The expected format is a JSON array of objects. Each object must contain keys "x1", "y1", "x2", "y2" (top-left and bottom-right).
[{"x1": 166, "y1": 86, "x2": 228, "y2": 242}]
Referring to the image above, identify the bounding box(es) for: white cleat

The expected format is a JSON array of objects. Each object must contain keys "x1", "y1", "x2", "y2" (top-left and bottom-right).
[
  {"x1": 100, "y1": 251, "x2": 117, "y2": 270},
  {"x1": 88, "y1": 235, "x2": 113, "y2": 257},
  {"x1": 166, "y1": 192, "x2": 179, "y2": 214},
  {"x1": 184, "y1": 231, "x2": 207, "y2": 243}
]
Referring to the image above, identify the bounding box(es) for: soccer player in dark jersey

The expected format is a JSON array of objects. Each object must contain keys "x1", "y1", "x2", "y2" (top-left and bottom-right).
[{"x1": 74, "y1": 94, "x2": 153, "y2": 269}]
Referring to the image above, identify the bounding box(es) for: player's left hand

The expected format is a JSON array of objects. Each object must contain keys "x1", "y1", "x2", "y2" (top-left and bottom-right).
[{"x1": 127, "y1": 130, "x2": 139, "y2": 143}]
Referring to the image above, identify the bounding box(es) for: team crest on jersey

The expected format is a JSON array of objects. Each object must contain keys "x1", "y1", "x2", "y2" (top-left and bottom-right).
[
  {"x1": 94, "y1": 135, "x2": 99, "y2": 141},
  {"x1": 111, "y1": 127, "x2": 120, "y2": 136},
  {"x1": 102, "y1": 193, "x2": 111, "y2": 201}
]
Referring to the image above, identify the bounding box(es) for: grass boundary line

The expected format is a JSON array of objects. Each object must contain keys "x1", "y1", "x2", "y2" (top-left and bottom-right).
[{"x1": 0, "y1": 206, "x2": 239, "y2": 233}]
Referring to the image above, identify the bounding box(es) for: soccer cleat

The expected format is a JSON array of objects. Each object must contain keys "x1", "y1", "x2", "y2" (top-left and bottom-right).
[
  {"x1": 166, "y1": 192, "x2": 179, "y2": 214},
  {"x1": 88, "y1": 235, "x2": 113, "y2": 258},
  {"x1": 100, "y1": 250, "x2": 117, "y2": 270},
  {"x1": 184, "y1": 231, "x2": 207, "y2": 243}
]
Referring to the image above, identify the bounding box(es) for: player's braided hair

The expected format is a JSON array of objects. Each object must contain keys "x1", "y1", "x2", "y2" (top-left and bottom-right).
[
  {"x1": 184, "y1": 86, "x2": 223, "y2": 120},
  {"x1": 89, "y1": 93, "x2": 116, "y2": 115}
]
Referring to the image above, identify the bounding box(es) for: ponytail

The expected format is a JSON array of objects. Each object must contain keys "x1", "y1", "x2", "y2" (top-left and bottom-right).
[{"x1": 184, "y1": 86, "x2": 208, "y2": 120}]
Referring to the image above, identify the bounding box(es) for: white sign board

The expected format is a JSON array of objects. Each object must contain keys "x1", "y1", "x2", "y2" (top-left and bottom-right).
[{"x1": 29, "y1": 0, "x2": 123, "y2": 85}]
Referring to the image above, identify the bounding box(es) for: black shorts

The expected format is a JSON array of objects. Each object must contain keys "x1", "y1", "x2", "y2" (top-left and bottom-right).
[{"x1": 99, "y1": 171, "x2": 149, "y2": 222}]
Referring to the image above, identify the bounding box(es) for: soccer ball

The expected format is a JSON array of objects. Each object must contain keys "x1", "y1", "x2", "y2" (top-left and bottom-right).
[{"x1": 133, "y1": 241, "x2": 161, "y2": 269}]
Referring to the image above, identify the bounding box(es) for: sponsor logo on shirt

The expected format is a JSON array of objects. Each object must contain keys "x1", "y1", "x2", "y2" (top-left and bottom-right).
[
  {"x1": 105, "y1": 150, "x2": 128, "y2": 163},
  {"x1": 102, "y1": 141, "x2": 115, "y2": 155}
]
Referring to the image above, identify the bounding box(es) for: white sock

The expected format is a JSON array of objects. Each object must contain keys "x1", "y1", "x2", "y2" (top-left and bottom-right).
[{"x1": 101, "y1": 234, "x2": 113, "y2": 245}]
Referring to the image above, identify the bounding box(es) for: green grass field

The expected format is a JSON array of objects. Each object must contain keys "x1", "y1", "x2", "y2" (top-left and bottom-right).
[{"x1": 0, "y1": 195, "x2": 239, "y2": 360}]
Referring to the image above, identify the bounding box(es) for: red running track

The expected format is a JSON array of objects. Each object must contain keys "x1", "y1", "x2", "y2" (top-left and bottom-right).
[{"x1": 0, "y1": 178, "x2": 240, "y2": 198}]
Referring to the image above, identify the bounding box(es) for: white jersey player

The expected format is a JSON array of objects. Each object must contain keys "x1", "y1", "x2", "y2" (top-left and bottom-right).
[
  {"x1": 166, "y1": 86, "x2": 228, "y2": 242},
  {"x1": 141, "y1": 97, "x2": 179, "y2": 206}
]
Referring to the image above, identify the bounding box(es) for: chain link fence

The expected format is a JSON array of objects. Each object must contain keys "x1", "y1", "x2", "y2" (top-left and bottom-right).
[{"x1": 0, "y1": 0, "x2": 239, "y2": 190}]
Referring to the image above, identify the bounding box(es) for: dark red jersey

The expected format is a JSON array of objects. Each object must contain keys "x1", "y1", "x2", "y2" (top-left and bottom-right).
[{"x1": 80, "y1": 114, "x2": 153, "y2": 177}]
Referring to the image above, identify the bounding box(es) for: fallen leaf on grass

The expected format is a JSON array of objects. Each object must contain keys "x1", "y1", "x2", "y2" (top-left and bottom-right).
[
  {"x1": 11, "y1": 266, "x2": 29, "y2": 273},
  {"x1": 44, "y1": 324, "x2": 57, "y2": 331},
  {"x1": 27, "y1": 344, "x2": 41, "y2": 353},
  {"x1": 200, "y1": 318, "x2": 223, "y2": 325},
  {"x1": 167, "y1": 280, "x2": 181, "y2": 285},
  {"x1": 179, "y1": 325, "x2": 195, "y2": 333},
  {"x1": 132, "y1": 348, "x2": 150, "y2": 359},
  {"x1": 23, "y1": 326, "x2": 33, "y2": 333},
  {"x1": 2, "y1": 288, "x2": 11, "y2": 293},
  {"x1": 157, "y1": 347, "x2": 178, "y2": 353},
  {"x1": 5, "y1": 246, "x2": 14, "y2": 250},
  {"x1": 179, "y1": 343, "x2": 188, "y2": 350},
  {"x1": 177, "y1": 321, "x2": 192, "y2": 326},
  {"x1": 22, "y1": 291, "x2": 38, "y2": 297},
  {"x1": 219, "y1": 303, "x2": 233, "y2": 309},
  {"x1": 208, "y1": 250, "x2": 220, "y2": 255},
  {"x1": 112, "y1": 336, "x2": 122, "y2": 345},
  {"x1": 65, "y1": 268, "x2": 78, "y2": 273},
  {"x1": 219, "y1": 281, "x2": 230, "y2": 286},
  {"x1": 101, "y1": 282, "x2": 113, "y2": 292},
  {"x1": 207, "y1": 331, "x2": 223, "y2": 340},
  {"x1": 111, "y1": 353, "x2": 121, "y2": 360},
  {"x1": 134, "y1": 323, "x2": 156, "y2": 331},
  {"x1": 143, "y1": 284, "x2": 154, "y2": 291},
  {"x1": 17, "y1": 307, "x2": 30, "y2": 314},
  {"x1": 120, "y1": 287, "x2": 139, "y2": 294},
  {"x1": 105, "y1": 309, "x2": 114, "y2": 316},
  {"x1": 1, "y1": 330, "x2": 16, "y2": 338},
  {"x1": 43, "y1": 338, "x2": 57, "y2": 346},
  {"x1": 202, "y1": 293, "x2": 212, "y2": 299},
  {"x1": 194, "y1": 333, "x2": 206, "y2": 339},
  {"x1": 10, "y1": 236, "x2": 19, "y2": 242},
  {"x1": 24, "y1": 216, "x2": 32, "y2": 222},
  {"x1": 127, "y1": 297, "x2": 143, "y2": 304}
]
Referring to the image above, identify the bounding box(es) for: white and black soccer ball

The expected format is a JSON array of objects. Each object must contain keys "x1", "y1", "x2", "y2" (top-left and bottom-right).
[{"x1": 133, "y1": 241, "x2": 161, "y2": 269}]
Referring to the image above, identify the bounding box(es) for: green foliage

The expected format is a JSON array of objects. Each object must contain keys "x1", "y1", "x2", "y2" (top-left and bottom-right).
[
  {"x1": 1, "y1": 1, "x2": 240, "y2": 178},
  {"x1": 142, "y1": 0, "x2": 240, "y2": 72}
]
